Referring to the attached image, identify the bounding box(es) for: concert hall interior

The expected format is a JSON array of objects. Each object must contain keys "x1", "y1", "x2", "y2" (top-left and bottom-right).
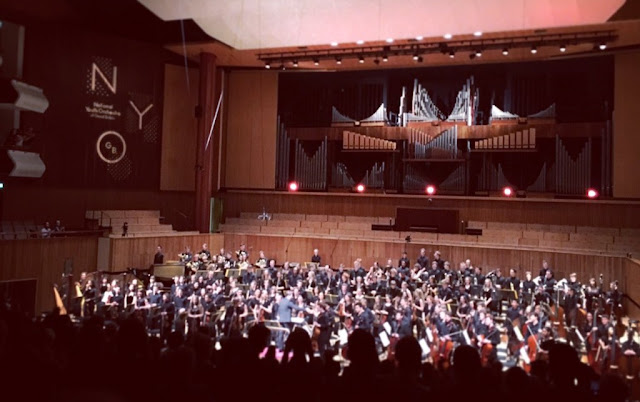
[{"x1": 2, "y1": 0, "x2": 640, "y2": 400}]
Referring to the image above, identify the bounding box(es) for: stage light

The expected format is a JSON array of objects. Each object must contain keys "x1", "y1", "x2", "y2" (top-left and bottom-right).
[
  {"x1": 530, "y1": 46, "x2": 537, "y2": 54},
  {"x1": 330, "y1": 41, "x2": 338, "y2": 47},
  {"x1": 443, "y1": 33, "x2": 453, "y2": 40},
  {"x1": 587, "y1": 188, "x2": 599, "y2": 199},
  {"x1": 265, "y1": 62, "x2": 271, "y2": 69},
  {"x1": 382, "y1": 54, "x2": 388, "y2": 62},
  {"x1": 386, "y1": 38, "x2": 394, "y2": 43},
  {"x1": 0, "y1": 182, "x2": 4, "y2": 189},
  {"x1": 356, "y1": 40, "x2": 364, "y2": 45},
  {"x1": 413, "y1": 53, "x2": 419, "y2": 61},
  {"x1": 449, "y1": 51, "x2": 455, "y2": 58},
  {"x1": 560, "y1": 44, "x2": 566, "y2": 52},
  {"x1": 599, "y1": 43, "x2": 607, "y2": 50},
  {"x1": 426, "y1": 185, "x2": 436, "y2": 195},
  {"x1": 358, "y1": 55, "x2": 365, "y2": 63},
  {"x1": 335, "y1": 57, "x2": 342, "y2": 65},
  {"x1": 288, "y1": 182, "x2": 299, "y2": 192},
  {"x1": 473, "y1": 31, "x2": 482, "y2": 37},
  {"x1": 313, "y1": 59, "x2": 319, "y2": 66},
  {"x1": 502, "y1": 187, "x2": 513, "y2": 197},
  {"x1": 475, "y1": 49, "x2": 482, "y2": 57},
  {"x1": 416, "y1": 36, "x2": 424, "y2": 40},
  {"x1": 292, "y1": 60, "x2": 298, "y2": 67},
  {"x1": 356, "y1": 184, "x2": 366, "y2": 193},
  {"x1": 502, "y1": 48, "x2": 509, "y2": 56}
]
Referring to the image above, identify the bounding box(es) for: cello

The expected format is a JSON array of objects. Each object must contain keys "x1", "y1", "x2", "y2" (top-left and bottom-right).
[{"x1": 586, "y1": 311, "x2": 600, "y2": 372}]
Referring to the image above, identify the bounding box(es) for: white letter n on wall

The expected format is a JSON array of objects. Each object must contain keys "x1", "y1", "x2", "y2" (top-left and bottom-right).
[{"x1": 91, "y1": 63, "x2": 117, "y2": 94}]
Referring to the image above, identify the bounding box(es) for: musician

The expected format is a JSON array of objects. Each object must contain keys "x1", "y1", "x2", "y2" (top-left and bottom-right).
[
  {"x1": 391, "y1": 310, "x2": 413, "y2": 338},
  {"x1": 179, "y1": 246, "x2": 193, "y2": 263},
  {"x1": 353, "y1": 302, "x2": 374, "y2": 334},
  {"x1": 216, "y1": 248, "x2": 227, "y2": 266},
  {"x1": 153, "y1": 246, "x2": 164, "y2": 265},
  {"x1": 533, "y1": 284, "x2": 550, "y2": 306},
  {"x1": 255, "y1": 250, "x2": 268, "y2": 268},
  {"x1": 482, "y1": 278, "x2": 497, "y2": 312},
  {"x1": 597, "y1": 315, "x2": 614, "y2": 346},
  {"x1": 315, "y1": 302, "x2": 333, "y2": 355},
  {"x1": 416, "y1": 248, "x2": 429, "y2": 269},
  {"x1": 507, "y1": 269, "x2": 520, "y2": 295},
  {"x1": 398, "y1": 251, "x2": 410, "y2": 270},
  {"x1": 311, "y1": 248, "x2": 321, "y2": 264},
  {"x1": 567, "y1": 272, "x2": 581, "y2": 291},
  {"x1": 539, "y1": 260, "x2": 551, "y2": 279},
  {"x1": 542, "y1": 270, "x2": 557, "y2": 296},
  {"x1": 236, "y1": 243, "x2": 248, "y2": 259},
  {"x1": 275, "y1": 291, "x2": 307, "y2": 331},
  {"x1": 433, "y1": 250, "x2": 445, "y2": 270},
  {"x1": 605, "y1": 281, "x2": 623, "y2": 313},
  {"x1": 149, "y1": 283, "x2": 163, "y2": 306},
  {"x1": 438, "y1": 280, "x2": 454, "y2": 304},
  {"x1": 562, "y1": 286, "x2": 581, "y2": 327},
  {"x1": 471, "y1": 266, "x2": 484, "y2": 286},
  {"x1": 388, "y1": 280, "x2": 401, "y2": 299},
  {"x1": 521, "y1": 271, "x2": 536, "y2": 302},
  {"x1": 622, "y1": 328, "x2": 640, "y2": 355},
  {"x1": 585, "y1": 277, "x2": 601, "y2": 313},
  {"x1": 159, "y1": 292, "x2": 175, "y2": 336},
  {"x1": 83, "y1": 280, "x2": 97, "y2": 317}
]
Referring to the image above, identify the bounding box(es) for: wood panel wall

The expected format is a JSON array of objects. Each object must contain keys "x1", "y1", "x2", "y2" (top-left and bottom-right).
[
  {"x1": 0, "y1": 237, "x2": 98, "y2": 314},
  {"x1": 224, "y1": 70, "x2": 278, "y2": 189},
  {"x1": 613, "y1": 51, "x2": 640, "y2": 198},
  {"x1": 161, "y1": 64, "x2": 199, "y2": 191},
  {"x1": 1, "y1": 184, "x2": 195, "y2": 231},
  {"x1": 108, "y1": 233, "x2": 224, "y2": 271},
  {"x1": 224, "y1": 233, "x2": 638, "y2": 318},
  {"x1": 219, "y1": 190, "x2": 640, "y2": 229}
]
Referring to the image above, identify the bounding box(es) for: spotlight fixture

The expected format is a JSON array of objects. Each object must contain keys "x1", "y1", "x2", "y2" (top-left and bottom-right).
[
  {"x1": 356, "y1": 40, "x2": 364, "y2": 45},
  {"x1": 265, "y1": 62, "x2": 271, "y2": 69},
  {"x1": 587, "y1": 188, "x2": 599, "y2": 199},
  {"x1": 335, "y1": 57, "x2": 342, "y2": 65},
  {"x1": 358, "y1": 55, "x2": 364, "y2": 63},
  {"x1": 559, "y1": 44, "x2": 566, "y2": 52},
  {"x1": 502, "y1": 187, "x2": 513, "y2": 197},
  {"x1": 386, "y1": 38, "x2": 394, "y2": 43},
  {"x1": 475, "y1": 49, "x2": 482, "y2": 57},
  {"x1": 449, "y1": 50, "x2": 455, "y2": 58},
  {"x1": 288, "y1": 182, "x2": 299, "y2": 192},
  {"x1": 426, "y1": 185, "x2": 436, "y2": 195},
  {"x1": 382, "y1": 54, "x2": 388, "y2": 62},
  {"x1": 292, "y1": 60, "x2": 298, "y2": 67},
  {"x1": 530, "y1": 45, "x2": 537, "y2": 54},
  {"x1": 502, "y1": 48, "x2": 509, "y2": 56},
  {"x1": 473, "y1": 31, "x2": 482, "y2": 37},
  {"x1": 415, "y1": 36, "x2": 424, "y2": 40},
  {"x1": 356, "y1": 184, "x2": 366, "y2": 193},
  {"x1": 599, "y1": 42, "x2": 607, "y2": 50},
  {"x1": 330, "y1": 41, "x2": 338, "y2": 47},
  {"x1": 313, "y1": 58, "x2": 319, "y2": 66},
  {"x1": 443, "y1": 33, "x2": 453, "y2": 40},
  {"x1": 413, "y1": 53, "x2": 419, "y2": 61},
  {"x1": 417, "y1": 56, "x2": 423, "y2": 63}
]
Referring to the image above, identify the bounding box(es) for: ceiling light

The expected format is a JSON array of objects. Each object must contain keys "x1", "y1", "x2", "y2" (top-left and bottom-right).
[
  {"x1": 382, "y1": 55, "x2": 388, "y2": 62},
  {"x1": 413, "y1": 53, "x2": 419, "y2": 61},
  {"x1": 292, "y1": 60, "x2": 298, "y2": 67},
  {"x1": 475, "y1": 49, "x2": 482, "y2": 57},
  {"x1": 386, "y1": 38, "x2": 394, "y2": 43},
  {"x1": 599, "y1": 42, "x2": 607, "y2": 50},
  {"x1": 358, "y1": 55, "x2": 364, "y2": 63},
  {"x1": 530, "y1": 45, "x2": 537, "y2": 54},
  {"x1": 313, "y1": 58, "x2": 319, "y2": 66},
  {"x1": 449, "y1": 50, "x2": 455, "y2": 58},
  {"x1": 356, "y1": 40, "x2": 364, "y2": 45},
  {"x1": 559, "y1": 44, "x2": 566, "y2": 52},
  {"x1": 265, "y1": 62, "x2": 271, "y2": 69},
  {"x1": 335, "y1": 57, "x2": 342, "y2": 65},
  {"x1": 473, "y1": 31, "x2": 482, "y2": 37},
  {"x1": 330, "y1": 41, "x2": 338, "y2": 47},
  {"x1": 443, "y1": 33, "x2": 453, "y2": 40},
  {"x1": 502, "y1": 48, "x2": 509, "y2": 56},
  {"x1": 415, "y1": 36, "x2": 424, "y2": 40}
]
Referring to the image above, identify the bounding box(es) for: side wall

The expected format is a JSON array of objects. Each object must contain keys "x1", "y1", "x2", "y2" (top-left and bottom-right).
[{"x1": 224, "y1": 70, "x2": 278, "y2": 189}]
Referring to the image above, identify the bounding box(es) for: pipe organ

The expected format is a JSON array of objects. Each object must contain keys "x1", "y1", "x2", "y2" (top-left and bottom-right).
[
  {"x1": 275, "y1": 116, "x2": 291, "y2": 190},
  {"x1": 447, "y1": 76, "x2": 478, "y2": 126},
  {"x1": 555, "y1": 136, "x2": 591, "y2": 195},
  {"x1": 474, "y1": 128, "x2": 536, "y2": 150},
  {"x1": 408, "y1": 126, "x2": 459, "y2": 159},
  {"x1": 343, "y1": 131, "x2": 396, "y2": 150},
  {"x1": 294, "y1": 138, "x2": 327, "y2": 191}
]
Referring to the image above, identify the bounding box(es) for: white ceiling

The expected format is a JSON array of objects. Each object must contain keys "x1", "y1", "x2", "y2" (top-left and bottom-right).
[{"x1": 138, "y1": 0, "x2": 626, "y2": 50}]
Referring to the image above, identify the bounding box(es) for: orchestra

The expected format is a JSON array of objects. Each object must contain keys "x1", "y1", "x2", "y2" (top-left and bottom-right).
[{"x1": 61, "y1": 244, "x2": 640, "y2": 383}]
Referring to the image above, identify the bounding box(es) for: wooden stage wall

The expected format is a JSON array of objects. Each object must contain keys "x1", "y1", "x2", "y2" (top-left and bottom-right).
[
  {"x1": 223, "y1": 233, "x2": 640, "y2": 318},
  {"x1": 108, "y1": 233, "x2": 224, "y2": 271},
  {"x1": 0, "y1": 237, "x2": 98, "y2": 314},
  {"x1": 219, "y1": 190, "x2": 640, "y2": 229}
]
